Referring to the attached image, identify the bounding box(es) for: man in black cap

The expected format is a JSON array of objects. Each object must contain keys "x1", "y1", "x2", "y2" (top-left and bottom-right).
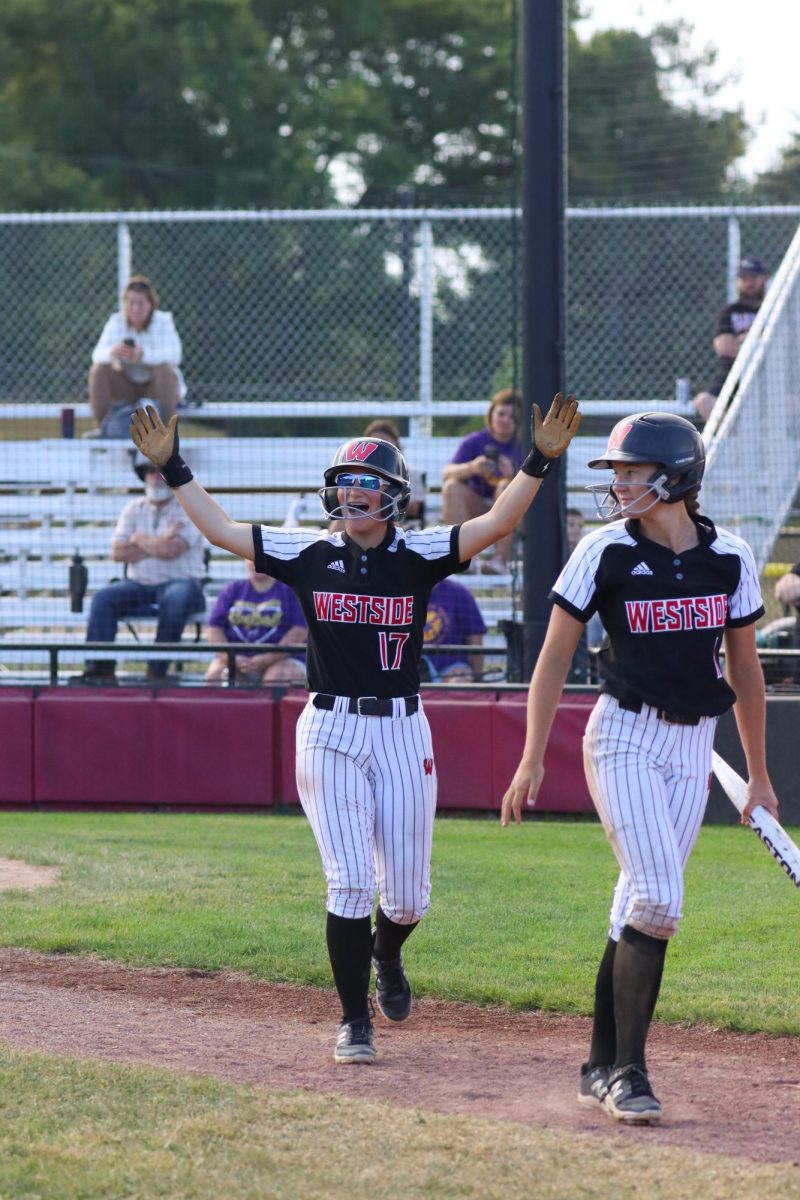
[{"x1": 693, "y1": 255, "x2": 769, "y2": 422}]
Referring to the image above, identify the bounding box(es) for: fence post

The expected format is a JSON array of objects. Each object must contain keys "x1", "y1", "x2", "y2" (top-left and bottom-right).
[
  {"x1": 727, "y1": 214, "x2": 741, "y2": 303},
  {"x1": 413, "y1": 218, "x2": 434, "y2": 439},
  {"x1": 117, "y1": 221, "x2": 132, "y2": 297}
]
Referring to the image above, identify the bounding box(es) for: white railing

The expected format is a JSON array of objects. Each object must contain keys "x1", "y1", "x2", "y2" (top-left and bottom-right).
[{"x1": 702, "y1": 221, "x2": 800, "y2": 570}]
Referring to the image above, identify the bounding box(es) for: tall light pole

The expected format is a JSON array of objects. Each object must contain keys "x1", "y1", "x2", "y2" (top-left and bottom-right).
[{"x1": 521, "y1": 0, "x2": 568, "y2": 677}]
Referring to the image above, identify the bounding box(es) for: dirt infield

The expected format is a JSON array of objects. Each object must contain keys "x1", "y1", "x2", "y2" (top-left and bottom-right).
[
  {"x1": 0, "y1": 947, "x2": 797, "y2": 1168},
  {"x1": 0, "y1": 857, "x2": 60, "y2": 890}
]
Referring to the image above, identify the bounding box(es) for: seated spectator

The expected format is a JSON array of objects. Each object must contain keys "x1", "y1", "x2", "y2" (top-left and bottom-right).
[
  {"x1": 420, "y1": 577, "x2": 486, "y2": 683},
  {"x1": 758, "y1": 565, "x2": 800, "y2": 686},
  {"x1": 362, "y1": 419, "x2": 426, "y2": 523},
  {"x1": 774, "y1": 564, "x2": 800, "y2": 613},
  {"x1": 88, "y1": 275, "x2": 185, "y2": 435},
  {"x1": 566, "y1": 506, "x2": 584, "y2": 554},
  {"x1": 204, "y1": 559, "x2": 307, "y2": 686},
  {"x1": 574, "y1": 500, "x2": 606, "y2": 664},
  {"x1": 693, "y1": 256, "x2": 769, "y2": 423},
  {"x1": 69, "y1": 456, "x2": 206, "y2": 685},
  {"x1": 565, "y1": 507, "x2": 590, "y2": 683},
  {"x1": 441, "y1": 388, "x2": 522, "y2": 572}
]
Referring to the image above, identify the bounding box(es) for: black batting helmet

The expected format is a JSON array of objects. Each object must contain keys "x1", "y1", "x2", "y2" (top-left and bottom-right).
[
  {"x1": 320, "y1": 436, "x2": 411, "y2": 522},
  {"x1": 587, "y1": 412, "x2": 705, "y2": 518}
]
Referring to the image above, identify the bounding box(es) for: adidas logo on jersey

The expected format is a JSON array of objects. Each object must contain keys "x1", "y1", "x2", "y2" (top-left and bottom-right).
[
  {"x1": 631, "y1": 561, "x2": 653, "y2": 576},
  {"x1": 327, "y1": 559, "x2": 346, "y2": 573}
]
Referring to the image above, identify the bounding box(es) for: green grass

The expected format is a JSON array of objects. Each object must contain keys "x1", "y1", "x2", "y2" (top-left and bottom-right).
[
  {"x1": 1, "y1": 811, "x2": 799, "y2": 1033},
  {"x1": 1, "y1": 811, "x2": 798, "y2": 1199},
  {"x1": 0, "y1": 1046, "x2": 798, "y2": 1200}
]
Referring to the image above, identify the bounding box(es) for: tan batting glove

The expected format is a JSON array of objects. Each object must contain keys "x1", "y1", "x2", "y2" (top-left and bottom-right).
[
  {"x1": 130, "y1": 406, "x2": 194, "y2": 488},
  {"x1": 520, "y1": 392, "x2": 580, "y2": 478},
  {"x1": 533, "y1": 392, "x2": 581, "y2": 459},
  {"x1": 130, "y1": 405, "x2": 178, "y2": 468}
]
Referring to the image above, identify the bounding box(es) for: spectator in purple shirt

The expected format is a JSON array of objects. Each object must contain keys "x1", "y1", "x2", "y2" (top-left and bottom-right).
[
  {"x1": 204, "y1": 559, "x2": 307, "y2": 685},
  {"x1": 420, "y1": 578, "x2": 487, "y2": 683},
  {"x1": 441, "y1": 389, "x2": 522, "y2": 573}
]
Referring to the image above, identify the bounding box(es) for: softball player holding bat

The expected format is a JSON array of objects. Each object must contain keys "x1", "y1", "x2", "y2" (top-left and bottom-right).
[
  {"x1": 132, "y1": 393, "x2": 580, "y2": 1064},
  {"x1": 501, "y1": 412, "x2": 778, "y2": 1124}
]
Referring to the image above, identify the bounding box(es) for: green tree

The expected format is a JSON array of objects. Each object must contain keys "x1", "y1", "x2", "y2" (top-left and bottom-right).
[
  {"x1": 568, "y1": 22, "x2": 747, "y2": 204},
  {"x1": 0, "y1": 0, "x2": 331, "y2": 209},
  {"x1": 0, "y1": 0, "x2": 751, "y2": 212},
  {"x1": 751, "y1": 135, "x2": 800, "y2": 202}
]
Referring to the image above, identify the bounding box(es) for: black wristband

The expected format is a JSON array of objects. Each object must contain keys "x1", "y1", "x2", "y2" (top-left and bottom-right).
[
  {"x1": 520, "y1": 448, "x2": 553, "y2": 479},
  {"x1": 160, "y1": 453, "x2": 193, "y2": 488}
]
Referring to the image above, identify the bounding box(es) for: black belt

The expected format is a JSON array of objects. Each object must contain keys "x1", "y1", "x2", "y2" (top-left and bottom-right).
[
  {"x1": 312, "y1": 693, "x2": 419, "y2": 717},
  {"x1": 617, "y1": 697, "x2": 700, "y2": 727}
]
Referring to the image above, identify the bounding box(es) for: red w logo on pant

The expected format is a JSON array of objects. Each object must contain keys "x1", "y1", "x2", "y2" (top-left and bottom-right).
[{"x1": 423, "y1": 758, "x2": 434, "y2": 775}]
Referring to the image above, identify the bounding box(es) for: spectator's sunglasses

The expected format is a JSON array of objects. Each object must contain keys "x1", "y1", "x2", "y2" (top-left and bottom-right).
[{"x1": 334, "y1": 472, "x2": 384, "y2": 490}]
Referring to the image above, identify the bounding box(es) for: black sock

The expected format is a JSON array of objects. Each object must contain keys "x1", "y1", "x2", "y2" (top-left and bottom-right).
[
  {"x1": 588, "y1": 936, "x2": 617, "y2": 1068},
  {"x1": 373, "y1": 906, "x2": 418, "y2": 961},
  {"x1": 326, "y1": 912, "x2": 373, "y2": 1023},
  {"x1": 612, "y1": 924, "x2": 668, "y2": 1071}
]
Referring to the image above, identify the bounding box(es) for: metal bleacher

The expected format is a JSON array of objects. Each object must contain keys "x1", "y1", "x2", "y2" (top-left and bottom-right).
[
  {"x1": 702, "y1": 219, "x2": 800, "y2": 574},
  {"x1": 0, "y1": 430, "x2": 605, "y2": 675},
  {"x1": 0, "y1": 391, "x2": 703, "y2": 681}
]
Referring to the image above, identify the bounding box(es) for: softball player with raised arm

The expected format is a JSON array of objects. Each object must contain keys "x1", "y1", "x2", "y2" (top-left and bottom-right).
[
  {"x1": 501, "y1": 412, "x2": 778, "y2": 1125},
  {"x1": 132, "y1": 393, "x2": 580, "y2": 1065}
]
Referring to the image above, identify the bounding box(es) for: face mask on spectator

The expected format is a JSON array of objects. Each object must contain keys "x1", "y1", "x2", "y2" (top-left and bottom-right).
[{"x1": 145, "y1": 478, "x2": 172, "y2": 502}]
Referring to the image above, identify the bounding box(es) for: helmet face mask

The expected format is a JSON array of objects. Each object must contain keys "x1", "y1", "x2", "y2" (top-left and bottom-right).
[
  {"x1": 319, "y1": 437, "x2": 411, "y2": 523},
  {"x1": 585, "y1": 412, "x2": 705, "y2": 522},
  {"x1": 590, "y1": 468, "x2": 671, "y2": 521}
]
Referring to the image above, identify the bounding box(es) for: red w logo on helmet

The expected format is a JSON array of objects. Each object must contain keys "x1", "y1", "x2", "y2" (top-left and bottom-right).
[
  {"x1": 423, "y1": 758, "x2": 434, "y2": 775},
  {"x1": 607, "y1": 422, "x2": 632, "y2": 450},
  {"x1": 345, "y1": 440, "x2": 379, "y2": 462}
]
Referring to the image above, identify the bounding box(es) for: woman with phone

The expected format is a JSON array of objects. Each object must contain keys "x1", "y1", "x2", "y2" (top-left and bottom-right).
[
  {"x1": 88, "y1": 275, "x2": 185, "y2": 435},
  {"x1": 441, "y1": 388, "x2": 523, "y2": 573}
]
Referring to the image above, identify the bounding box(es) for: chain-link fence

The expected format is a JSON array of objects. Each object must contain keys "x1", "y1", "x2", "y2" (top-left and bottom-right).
[
  {"x1": 1, "y1": 205, "x2": 799, "y2": 683},
  {"x1": 1, "y1": 206, "x2": 799, "y2": 410}
]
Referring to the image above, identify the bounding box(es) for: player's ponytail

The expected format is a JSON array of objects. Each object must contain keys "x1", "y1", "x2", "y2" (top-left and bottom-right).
[{"x1": 684, "y1": 489, "x2": 701, "y2": 517}]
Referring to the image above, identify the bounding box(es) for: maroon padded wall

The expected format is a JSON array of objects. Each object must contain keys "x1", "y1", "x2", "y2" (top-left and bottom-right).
[
  {"x1": 278, "y1": 691, "x2": 496, "y2": 810},
  {"x1": 27, "y1": 686, "x2": 597, "y2": 812},
  {"x1": 277, "y1": 690, "x2": 592, "y2": 812},
  {"x1": 151, "y1": 690, "x2": 277, "y2": 807},
  {"x1": 419, "y1": 693, "x2": 495, "y2": 809},
  {"x1": 0, "y1": 688, "x2": 34, "y2": 805},
  {"x1": 278, "y1": 691, "x2": 310, "y2": 806},
  {"x1": 34, "y1": 688, "x2": 155, "y2": 805},
  {"x1": 492, "y1": 691, "x2": 595, "y2": 812},
  {"x1": 17, "y1": 686, "x2": 800, "y2": 821}
]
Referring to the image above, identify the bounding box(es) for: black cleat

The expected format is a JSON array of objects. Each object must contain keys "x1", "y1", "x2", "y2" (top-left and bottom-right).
[
  {"x1": 604, "y1": 1064, "x2": 662, "y2": 1124},
  {"x1": 334, "y1": 1016, "x2": 377, "y2": 1064},
  {"x1": 577, "y1": 1062, "x2": 611, "y2": 1109},
  {"x1": 372, "y1": 949, "x2": 412, "y2": 1022}
]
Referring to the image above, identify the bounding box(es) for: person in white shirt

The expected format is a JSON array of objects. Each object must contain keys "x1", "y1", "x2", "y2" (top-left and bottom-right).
[
  {"x1": 70, "y1": 457, "x2": 206, "y2": 685},
  {"x1": 88, "y1": 275, "x2": 185, "y2": 432}
]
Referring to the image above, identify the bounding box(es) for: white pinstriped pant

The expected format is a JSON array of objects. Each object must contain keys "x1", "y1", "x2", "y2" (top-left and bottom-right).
[
  {"x1": 295, "y1": 696, "x2": 437, "y2": 922},
  {"x1": 583, "y1": 693, "x2": 717, "y2": 941}
]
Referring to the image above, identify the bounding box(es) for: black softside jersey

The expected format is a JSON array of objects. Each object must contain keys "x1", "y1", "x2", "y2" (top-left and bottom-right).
[
  {"x1": 551, "y1": 515, "x2": 764, "y2": 718},
  {"x1": 252, "y1": 522, "x2": 465, "y2": 697}
]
